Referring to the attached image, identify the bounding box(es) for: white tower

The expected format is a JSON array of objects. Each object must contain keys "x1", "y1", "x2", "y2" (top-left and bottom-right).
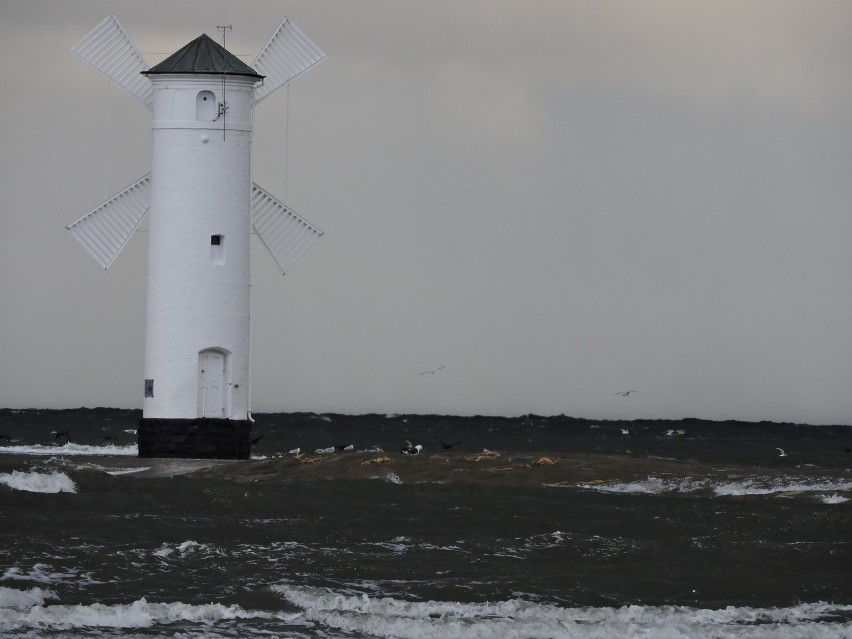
[{"x1": 66, "y1": 17, "x2": 326, "y2": 458}]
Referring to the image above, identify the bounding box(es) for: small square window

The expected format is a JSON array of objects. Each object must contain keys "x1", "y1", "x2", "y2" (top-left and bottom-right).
[{"x1": 210, "y1": 235, "x2": 225, "y2": 265}]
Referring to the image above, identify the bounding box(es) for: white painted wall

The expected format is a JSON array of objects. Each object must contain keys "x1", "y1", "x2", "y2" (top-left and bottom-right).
[{"x1": 143, "y1": 74, "x2": 258, "y2": 420}]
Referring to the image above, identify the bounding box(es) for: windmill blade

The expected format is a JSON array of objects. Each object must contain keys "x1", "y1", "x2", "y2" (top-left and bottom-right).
[
  {"x1": 252, "y1": 17, "x2": 326, "y2": 104},
  {"x1": 66, "y1": 174, "x2": 151, "y2": 269},
  {"x1": 70, "y1": 14, "x2": 153, "y2": 111},
  {"x1": 251, "y1": 183, "x2": 323, "y2": 275}
]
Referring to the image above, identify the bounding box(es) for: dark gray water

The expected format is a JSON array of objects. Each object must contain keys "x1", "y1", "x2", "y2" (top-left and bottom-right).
[{"x1": 0, "y1": 409, "x2": 850, "y2": 637}]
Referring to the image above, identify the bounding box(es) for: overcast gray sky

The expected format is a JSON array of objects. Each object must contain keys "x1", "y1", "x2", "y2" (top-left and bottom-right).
[{"x1": 2, "y1": 0, "x2": 851, "y2": 423}]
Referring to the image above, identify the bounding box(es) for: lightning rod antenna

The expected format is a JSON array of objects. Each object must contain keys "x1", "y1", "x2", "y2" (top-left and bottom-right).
[{"x1": 217, "y1": 25, "x2": 232, "y2": 140}]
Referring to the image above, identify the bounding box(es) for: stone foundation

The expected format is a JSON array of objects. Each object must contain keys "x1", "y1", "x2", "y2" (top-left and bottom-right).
[{"x1": 137, "y1": 418, "x2": 251, "y2": 459}]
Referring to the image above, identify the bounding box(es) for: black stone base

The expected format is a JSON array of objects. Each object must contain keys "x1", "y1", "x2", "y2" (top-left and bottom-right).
[{"x1": 137, "y1": 418, "x2": 251, "y2": 459}]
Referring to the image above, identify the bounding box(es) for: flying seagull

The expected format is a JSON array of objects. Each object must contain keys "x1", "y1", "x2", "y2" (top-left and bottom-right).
[
  {"x1": 419, "y1": 366, "x2": 445, "y2": 375},
  {"x1": 434, "y1": 435, "x2": 461, "y2": 450},
  {"x1": 614, "y1": 391, "x2": 637, "y2": 396},
  {"x1": 776, "y1": 447, "x2": 787, "y2": 457}
]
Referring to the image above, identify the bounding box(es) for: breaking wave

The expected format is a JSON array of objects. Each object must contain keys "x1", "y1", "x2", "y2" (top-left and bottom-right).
[
  {"x1": 0, "y1": 442, "x2": 137, "y2": 456},
  {"x1": 0, "y1": 586, "x2": 57, "y2": 610},
  {"x1": 0, "y1": 593, "x2": 301, "y2": 634},
  {"x1": 0, "y1": 470, "x2": 77, "y2": 493},
  {"x1": 577, "y1": 475, "x2": 852, "y2": 499},
  {"x1": 271, "y1": 585, "x2": 852, "y2": 639}
]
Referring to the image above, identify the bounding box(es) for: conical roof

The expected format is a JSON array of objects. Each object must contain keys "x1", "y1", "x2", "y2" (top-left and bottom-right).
[{"x1": 143, "y1": 34, "x2": 263, "y2": 79}]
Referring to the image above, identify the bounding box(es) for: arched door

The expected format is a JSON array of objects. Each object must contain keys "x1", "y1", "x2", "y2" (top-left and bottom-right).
[{"x1": 198, "y1": 349, "x2": 227, "y2": 418}]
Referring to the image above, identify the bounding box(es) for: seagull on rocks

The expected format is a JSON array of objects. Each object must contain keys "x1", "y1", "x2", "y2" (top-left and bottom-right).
[{"x1": 401, "y1": 441, "x2": 422, "y2": 455}]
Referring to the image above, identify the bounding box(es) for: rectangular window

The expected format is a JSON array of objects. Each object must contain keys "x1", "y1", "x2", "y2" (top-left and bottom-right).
[
  {"x1": 210, "y1": 235, "x2": 225, "y2": 264},
  {"x1": 144, "y1": 379, "x2": 154, "y2": 398}
]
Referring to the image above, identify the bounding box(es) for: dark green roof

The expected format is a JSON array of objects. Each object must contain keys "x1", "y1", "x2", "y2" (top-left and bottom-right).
[{"x1": 143, "y1": 34, "x2": 263, "y2": 79}]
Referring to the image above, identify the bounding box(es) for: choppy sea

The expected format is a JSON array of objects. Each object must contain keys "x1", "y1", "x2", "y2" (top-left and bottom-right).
[{"x1": 0, "y1": 408, "x2": 850, "y2": 638}]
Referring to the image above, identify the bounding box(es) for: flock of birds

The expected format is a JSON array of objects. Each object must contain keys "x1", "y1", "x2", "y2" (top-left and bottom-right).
[
  {"x1": 287, "y1": 435, "x2": 463, "y2": 458},
  {"x1": 0, "y1": 427, "x2": 819, "y2": 461}
]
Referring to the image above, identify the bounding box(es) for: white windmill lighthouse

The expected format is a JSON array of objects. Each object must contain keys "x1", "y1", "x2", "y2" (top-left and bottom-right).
[{"x1": 65, "y1": 15, "x2": 326, "y2": 459}]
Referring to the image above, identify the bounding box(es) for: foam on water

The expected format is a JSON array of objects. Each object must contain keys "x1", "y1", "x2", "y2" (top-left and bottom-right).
[
  {"x1": 2, "y1": 564, "x2": 103, "y2": 587},
  {"x1": 105, "y1": 466, "x2": 150, "y2": 476},
  {"x1": 384, "y1": 470, "x2": 403, "y2": 484},
  {"x1": 0, "y1": 442, "x2": 137, "y2": 456},
  {"x1": 271, "y1": 585, "x2": 852, "y2": 639},
  {"x1": 153, "y1": 541, "x2": 210, "y2": 558},
  {"x1": 0, "y1": 596, "x2": 302, "y2": 634},
  {"x1": 0, "y1": 470, "x2": 77, "y2": 493},
  {"x1": 577, "y1": 475, "x2": 852, "y2": 498},
  {"x1": 0, "y1": 586, "x2": 57, "y2": 610},
  {"x1": 713, "y1": 478, "x2": 852, "y2": 497}
]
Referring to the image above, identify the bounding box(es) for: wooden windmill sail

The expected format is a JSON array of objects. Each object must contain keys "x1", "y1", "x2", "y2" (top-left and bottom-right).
[{"x1": 66, "y1": 14, "x2": 325, "y2": 273}]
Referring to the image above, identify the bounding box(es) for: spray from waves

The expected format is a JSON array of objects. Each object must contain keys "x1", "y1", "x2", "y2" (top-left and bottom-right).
[
  {"x1": 0, "y1": 595, "x2": 304, "y2": 634},
  {"x1": 2, "y1": 564, "x2": 103, "y2": 587},
  {"x1": 271, "y1": 585, "x2": 852, "y2": 639},
  {"x1": 0, "y1": 470, "x2": 76, "y2": 493},
  {"x1": 0, "y1": 442, "x2": 137, "y2": 457},
  {"x1": 0, "y1": 586, "x2": 57, "y2": 611},
  {"x1": 577, "y1": 476, "x2": 852, "y2": 498},
  {"x1": 153, "y1": 541, "x2": 212, "y2": 558}
]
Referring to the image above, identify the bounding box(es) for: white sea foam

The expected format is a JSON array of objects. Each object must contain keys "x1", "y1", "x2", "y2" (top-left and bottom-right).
[
  {"x1": 0, "y1": 470, "x2": 76, "y2": 493},
  {"x1": 0, "y1": 586, "x2": 57, "y2": 610},
  {"x1": 0, "y1": 442, "x2": 137, "y2": 456},
  {"x1": 271, "y1": 585, "x2": 852, "y2": 639},
  {"x1": 819, "y1": 493, "x2": 849, "y2": 504},
  {"x1": 0, "y1": 597, "x2": 302, "y2": 633},
  {"x1": 369, "y1": 537, "x2": 414, "y2": 554},
  {"x1": 372, "y1": 470, "x2": 403, "y2": 484},
  {"x1": 153, "y1": 540, "x2": 209, "y2": 558},
  {"x1": 105, "y1": 466, "x2": 150, "y2": 475},
  {"x1": 577, "y1": 476, "x2": 852, "y2": 498},
  {"x1": 2, "y1": 564, "x2": 103, "y2": 587},
  {"x1": 713, "y1": 478, "x2": 852, "y2": 497}
]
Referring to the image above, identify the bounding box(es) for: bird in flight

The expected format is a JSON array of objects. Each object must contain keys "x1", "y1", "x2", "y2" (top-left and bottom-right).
[
  {"x1": 434, "y1": 435, "x2": 461, "y2": 450},
  {"x1": 419, "y1": 366, "x2": 445, "y2": 375},
  {"x1": 614, "y1": 390, "x2": 637, "y2": 396}
]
